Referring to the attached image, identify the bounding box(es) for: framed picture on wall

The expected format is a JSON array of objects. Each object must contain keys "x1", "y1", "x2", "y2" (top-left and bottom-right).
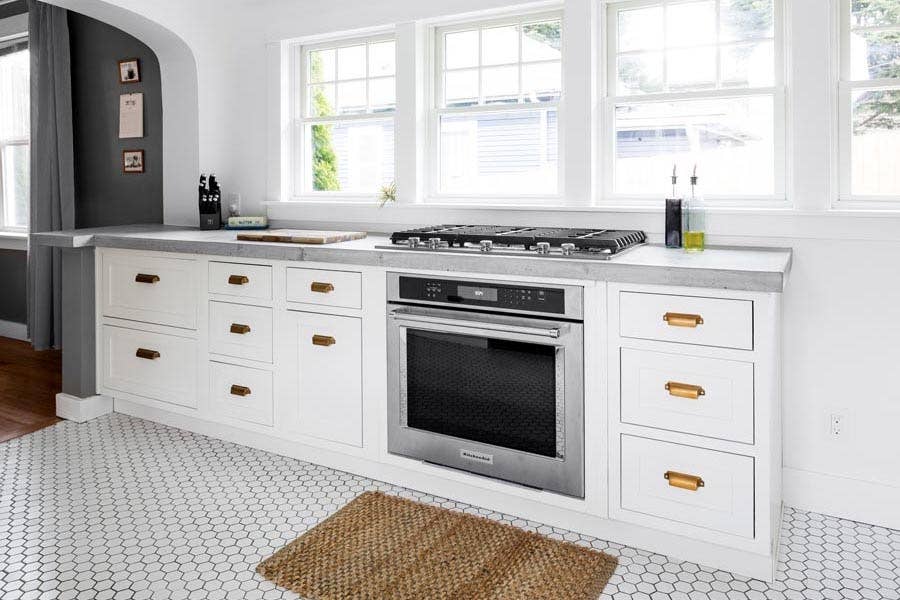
[
  {"x1": 118, "y1": 58, "x2": 140, "y2": 83},
  {"x1": 123, "y1": 150, "x2": 144, "y2": 173}
]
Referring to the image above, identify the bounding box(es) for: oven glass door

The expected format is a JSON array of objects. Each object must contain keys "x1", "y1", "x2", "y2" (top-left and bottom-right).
[{"x1": 396, "y1": 311, "x2": 566, "y2": 460}]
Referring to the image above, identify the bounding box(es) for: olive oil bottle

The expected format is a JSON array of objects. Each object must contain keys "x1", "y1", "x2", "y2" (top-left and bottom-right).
[{"x1": 683, "y1": 166, "x2": 706, "y2": 252}]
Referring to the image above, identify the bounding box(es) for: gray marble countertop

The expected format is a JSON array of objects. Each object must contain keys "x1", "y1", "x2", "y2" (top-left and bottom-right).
[{"x1": 32, "y1": 224, "x2": 792, "y2": 292}]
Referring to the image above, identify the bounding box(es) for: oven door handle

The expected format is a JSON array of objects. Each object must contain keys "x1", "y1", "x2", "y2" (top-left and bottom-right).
[{"x1": 389, "y1": 310, "x2": 563, "y2": 339}]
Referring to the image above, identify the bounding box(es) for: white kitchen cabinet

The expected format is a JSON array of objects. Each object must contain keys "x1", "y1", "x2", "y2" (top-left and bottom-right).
[{"x1": 208, "y1": 301, "x2": 274, "y2": 363}]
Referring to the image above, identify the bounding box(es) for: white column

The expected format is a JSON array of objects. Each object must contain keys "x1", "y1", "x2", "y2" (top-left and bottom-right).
[
  {"x1": 561, "y1": 0, "x2": 597, "y2": 206},
  {"x1": 395, "y1": 21, "x2": 427, "y2": 204}
]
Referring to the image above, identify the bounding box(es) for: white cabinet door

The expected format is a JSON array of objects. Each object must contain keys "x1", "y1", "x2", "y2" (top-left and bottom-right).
[
  {"x1": 285, "y1": 268, "x2": 362, "y2": 309},
  {"x1": 208, "y1": 301, "x2": 274, "y2": 363},
  {"x1": 284, "y1": 310, "x2": 363, "y2": 447}
]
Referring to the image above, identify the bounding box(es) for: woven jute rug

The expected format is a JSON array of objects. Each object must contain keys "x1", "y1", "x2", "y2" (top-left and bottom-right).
[{"x1": 257, "y1": 491, "x2": 618, "y2": 599}]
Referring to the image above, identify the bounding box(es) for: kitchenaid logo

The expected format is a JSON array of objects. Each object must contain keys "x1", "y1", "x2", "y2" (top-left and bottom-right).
[{"x1": 460, "y1": 449, "x2": 493, "y2": 465}]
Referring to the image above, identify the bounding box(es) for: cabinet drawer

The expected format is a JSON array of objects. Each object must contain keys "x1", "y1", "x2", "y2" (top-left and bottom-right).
[
  {"x1": 621, "y1": 435, "x2": 754, "y2": 538},
  {"x1": 101, "y1": 253, "x2": 197, "y2": 329},
  {"x1": 209, "y1": 362, "x2": 273, "y2": 427},
  {"x1": 209, "y1": 302, "x2": 273, "y2": 363},
  {"x1": 101, "y1": 325, "x2": 197, "y2": 408},
  {"x1": 619, "y1": 292, "x2": 753, "y2": 350},
  {"x1": 208, "y1": 262, "x2": 272, "y2": 301},
  {"x1": 292, "y1": 311, "x2": 362, "y2": 447},
  {"x1": 621, "y1": 349, "x2": 754, "y2": 443},
  {"x1": 285, "y1": 267, "x2": 361, "y2": 309}
]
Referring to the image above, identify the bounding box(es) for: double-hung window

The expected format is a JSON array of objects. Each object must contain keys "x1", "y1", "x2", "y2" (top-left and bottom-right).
[
  {"x1": 839, "y1": 0, "x2": 900, "y2": 202},
  {"x1": 292, "y1": 35, "x2": 396, "y2": 197},
  {"x1": 0, "y1": 35, "x2": 29, "y2": 230},
  {"x1": 603, "y1": 0, "x2": 783, "y2": 202},
  {"x1": 432, "y1": 13, "x2": 562, "y2": 198}
]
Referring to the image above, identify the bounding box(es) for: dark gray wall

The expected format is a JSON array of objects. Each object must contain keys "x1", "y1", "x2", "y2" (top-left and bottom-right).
[
  {"x1": 69, "y1": 11, "x2": 163, "y2": 228},
  {"x1": 0, "y1": 249, "x2": 27, "y2": 323},
  {"x1": 0, "y1": 1, "x2": 26, "y2": 20}
]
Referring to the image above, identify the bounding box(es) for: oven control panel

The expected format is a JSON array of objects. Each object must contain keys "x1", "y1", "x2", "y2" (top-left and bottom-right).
[{"x1": 398, "y1": 276, "x2": 566, "y2": 314}]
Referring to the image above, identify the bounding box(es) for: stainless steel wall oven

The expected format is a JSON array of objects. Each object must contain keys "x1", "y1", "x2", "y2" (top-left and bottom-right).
[{"x1": 387, "y1": 273, "x2": 584, "y2": 498}]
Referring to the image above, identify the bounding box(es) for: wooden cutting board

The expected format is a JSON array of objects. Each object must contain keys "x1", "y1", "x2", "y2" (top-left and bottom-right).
[{"x1": 236, "y1": 230, "x2": 367, "y2": 244}]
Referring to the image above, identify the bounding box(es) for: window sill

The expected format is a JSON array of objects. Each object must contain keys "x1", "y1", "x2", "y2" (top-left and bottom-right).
[{"x1": 0, "y1": 230, "x2": 27, "y2": 251}]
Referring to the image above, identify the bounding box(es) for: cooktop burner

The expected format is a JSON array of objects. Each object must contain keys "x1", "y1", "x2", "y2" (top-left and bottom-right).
[{"x1": 382, "y1": 225, "x2": 646, "y2": 259}]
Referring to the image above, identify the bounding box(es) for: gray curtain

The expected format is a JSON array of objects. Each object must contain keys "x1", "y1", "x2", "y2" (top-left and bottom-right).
[{"x1": 27, "y1": 0, "x2": 74, "y2": 350}]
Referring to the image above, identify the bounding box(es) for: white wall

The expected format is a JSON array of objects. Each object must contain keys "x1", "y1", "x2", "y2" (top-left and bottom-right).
[{"x1": 59, "y1": 0, "x2": 900, "y2": 528}]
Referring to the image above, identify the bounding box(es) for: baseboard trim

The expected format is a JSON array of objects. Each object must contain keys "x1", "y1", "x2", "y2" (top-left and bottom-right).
[
  {"x1": 784, "y1": 467, "x2": 900, "y2": 530},
  {"x1": 0, "y1": 319, "x2": 27, "y2": 341},
  {"x1": 56, "y1": 393, "x2": 114, "y2": 423}
]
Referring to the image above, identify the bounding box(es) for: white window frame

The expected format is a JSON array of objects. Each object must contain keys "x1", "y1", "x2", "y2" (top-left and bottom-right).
[
  {"x1": 0, "y1": 32, "x2": 29, "y2": 233},
  {"x1": 289, "y1": 32, "x2": 397, "y2": 201},
  {"x1": 599, "y1": 0, "x2": 787, "y2": 208},
  {"x1": 837, "y1": 0, "x2": 900, "y2": 208},
  {"x1": 426, "y1": 9, "x2": 565, "y2": 204}
]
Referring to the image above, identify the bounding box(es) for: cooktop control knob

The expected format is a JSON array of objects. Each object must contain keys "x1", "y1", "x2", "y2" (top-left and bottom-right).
[
  {"x1": 428, "y1": 237, "x2": 443, "y2": 249},
  {"x1": 408, "y1": 237, "x2": 420, "y2": 248},
  {"x1": 561, "y1": 243, "x2": 576, "y2": 256},
  {"x1": 536, "y1": 242, "x2": 551, "y2": 255},
  {"x1": 480, "y1": 240, "x2": 493, "y2": 253}
]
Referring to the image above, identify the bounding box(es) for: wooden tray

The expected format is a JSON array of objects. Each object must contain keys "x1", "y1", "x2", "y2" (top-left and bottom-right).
[{"x1": 236, "y1": 230, "x2": 367, "y2": 245}]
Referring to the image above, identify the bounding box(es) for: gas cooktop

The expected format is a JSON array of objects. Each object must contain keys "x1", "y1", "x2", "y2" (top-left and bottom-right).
[{"x1": 378, "y1": 225, "x2": 647, "y2": 259}]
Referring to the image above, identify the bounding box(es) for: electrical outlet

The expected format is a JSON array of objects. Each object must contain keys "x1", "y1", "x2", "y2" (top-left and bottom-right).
[{"x1": 829, "y1": 413, "x2": 845, "y2": 439}]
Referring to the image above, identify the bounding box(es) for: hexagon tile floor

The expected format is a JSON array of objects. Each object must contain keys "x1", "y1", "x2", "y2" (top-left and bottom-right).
[{"x1": 1, "y1": 415, "x2": 898, "y2": 600}]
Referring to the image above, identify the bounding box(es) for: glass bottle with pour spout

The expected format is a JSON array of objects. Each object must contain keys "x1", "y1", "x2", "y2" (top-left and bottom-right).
[{"x1": 683, "y1": 166, "x2": 706, "y2": 252}]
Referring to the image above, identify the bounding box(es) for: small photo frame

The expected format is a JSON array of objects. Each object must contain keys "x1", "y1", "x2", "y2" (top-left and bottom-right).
[
  {"x1": 123, "y1": 149, "x2": 144, "y2": 173},
  {"x1": 118, "y1": 58, "x2": 140, "y2": 84}
]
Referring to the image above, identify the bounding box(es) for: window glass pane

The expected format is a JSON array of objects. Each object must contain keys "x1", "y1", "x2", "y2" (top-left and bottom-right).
[
  {"x1": 720, "y1": 41, "x2": 774, "y2": 87},
  {"x1": 618, "y1": 6, "x2": 664, "y2": 52},
  {"x1": 337, "y1": 44, "x2": 366, "y2": 80},
  {"x1": 851, "y1": 88, "x2": 900, "y2": 196},
  {"x1": 522, "y1": 21, "x2": 561, "y2": 61},
  {"x1": 850, "y1": 31, "x2": 900, "y2": 81},
  {"x1": 336, "y1": 80, "x2": 366, "y2": 114},
  {"x1": 439, "y1": 109, "x2": 558, "y2": 195},
  {"x1": 720, "y1": 0, "x2": 774, "y2": 42},
  {"x1": 0, "y1": 48, "x2": 29, "y2": 140},
  {"x1": 445, "y1": 69, "x2": 479, "y2": 107},
  {"x1": 522, "y1": 62, "x2": 561, "y2": 102},
  {"x1": 851, "y1": 1, "x2": 900, "y2": 28},
  {"x1": 369, "y1": 77, "x2": 395, "y2": 112},
  {"x1": 667, "y1": 1, "x2": 716, "y2": 48},
  {"x1": 445, "y1": 30, "x2": 479, "y2": 69},
  {"x1": 308, "y1": 84, "x2": 335, "y2": 117},
  {"x1": 482, "y1": 25, "x2": 519, "y2": 66},
  {"x1": 482, "y1": 65, "x2": 519, "y2": 104},
  {"x1": 2, "y1": 144, "x2": 28, "y2": 229},
  {"x1": 308, "y1": 121, "x2": 394, "y2": 192},
  {"x1": 308, "y1": 49, "x2": 335, "y2": 84},
  {"x1": 667, "y1": 48, "x2": 717, "y2": 89},
  {"x1": 368, "y1": 41, "x2": 395, "y2": 76},
  {"x1": 614, "y1": 96, "x2": 774, "y2": 195},
  {"x1": 617, "y1": 53, "x2": 664, "y2": 95}
]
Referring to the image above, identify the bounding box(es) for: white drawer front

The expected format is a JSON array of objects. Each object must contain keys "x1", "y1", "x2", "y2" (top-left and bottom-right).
[
  {"x1": 621, "y1": 435, "x2": 754, "y2": 538},
  {"x1": 102, "y1": 325, "x2": 197, "y2": 408},
  {"x1": 101, "y1": 253, "x2": 197, "y2": 329},
  {"x1": 208, "y1": 262, "x2": 272, "y2": 301},
  {"x1": 621, "y1": 349, "x2": 754, "y2": 443},
  {"x1": 619, "y1": 292, "x2": 753, "y2": 350},
  {"x1": 296, "y1": 312, "x2": 362, "y2": 447},
  {"x1": 285, "y1": 267, "x2": 361, "y2": 309},
  {"x1": 209, "y1": 302, "x2": 273, "y2": 363},
  {"x1": 209, "y1": 362, "x2": 273, "y2": 427}
]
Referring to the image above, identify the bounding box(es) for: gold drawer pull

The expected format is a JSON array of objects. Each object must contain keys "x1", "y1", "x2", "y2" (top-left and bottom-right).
[
  {"x1": 230, "y1": 323, "x2": 251, "y2": 335},
  {"x1": 135, "y1": 273, "x2": 160, "y2": 284},
  {"x1": 664, "y1": 471, "x2": 705, "y2": 491},
  {"x1": 663, "y1": 312, "x2": 704, "y2": 328},
  {"x1": 230, "y1": 385, "x2": 252, "y2": 397},
  {"x1": 312, "y1": 334, "x2": 336, "y2": 347},
  {"x1": 665, "y1": 381, "x2": 706, "y2": 399},
  {"x1": 228, "y1": 275, "x2": 250, "y2": 285},
  {"x1": 135, "y1": 348, "x2": 160, "y2": 360},
  {"x1": 310, "y1": 281, "x2": 335, "y2": 294}
]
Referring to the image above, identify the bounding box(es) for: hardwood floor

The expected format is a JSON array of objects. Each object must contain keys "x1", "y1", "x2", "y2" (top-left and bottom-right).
[{"x1": 0, "y1": 336, "x2": 61, "y2": 443}]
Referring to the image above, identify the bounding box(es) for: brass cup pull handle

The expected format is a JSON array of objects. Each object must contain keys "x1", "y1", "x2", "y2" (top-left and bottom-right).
[
  {"x1": 228, "y1": 275, "x2": 250, "y2": 285},
  {"x1": 230, "y1": 323, "x2": 251, "y2": 335},
  {"x1": 663, "y1": 312, "x2": 704, "y2": 328},
  {"x1": 135, "y1": 348, "x2": 161, "y2": 360},
  {"x1": 665, "y1": 381, "x2": 706, "y2": 399},
  {"x1": 312, "y1": 334, "x2": 336, "y2": 347},
  {"x1": 135, "y1": 273, "x2": 160, "y2": 284},
  {"x1": 310, "y1": 282, "x2": 335, "y2": 294},
  {"x1": 664, "y1": 471, "x2": 705, "y2": 491},
  {"x1": 230, "y1": 385, "x2": 252, "y2": 397}
]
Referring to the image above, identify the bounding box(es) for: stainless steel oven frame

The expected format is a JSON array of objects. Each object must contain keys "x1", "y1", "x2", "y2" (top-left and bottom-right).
[{"x1": 386, "y1": 275, "x2": 585, "y2": 498}]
